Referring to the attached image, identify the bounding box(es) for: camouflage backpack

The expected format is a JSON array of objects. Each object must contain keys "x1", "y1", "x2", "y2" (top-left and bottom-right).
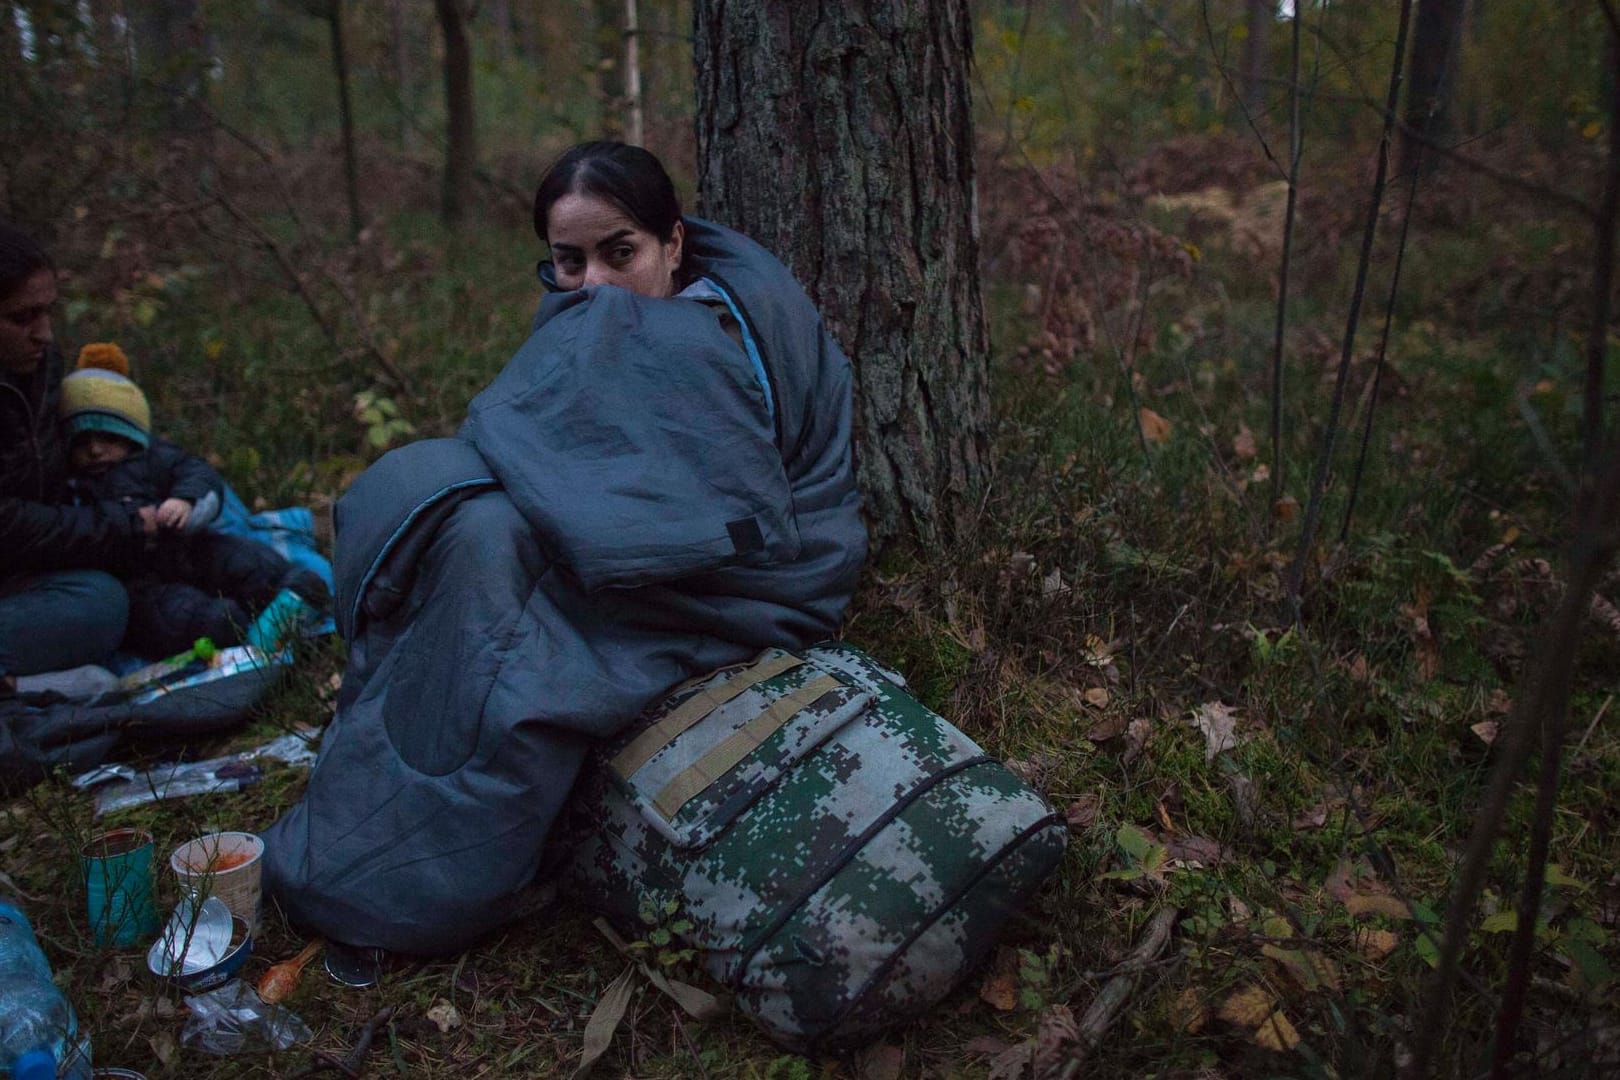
[{"x1": 558, "y1": 642, "x2": 1068, "y2": 1051}]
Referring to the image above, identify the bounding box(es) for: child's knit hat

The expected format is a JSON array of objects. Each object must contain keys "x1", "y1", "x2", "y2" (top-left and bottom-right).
[{"x1": 61, "y1": 343, "x2": 151, "y2": 449}]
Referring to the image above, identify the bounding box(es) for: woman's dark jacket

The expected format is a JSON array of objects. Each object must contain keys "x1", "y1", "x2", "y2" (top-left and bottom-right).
[
  {"x1": 0, "y1": 344, "x2": 147, "y2": 580},
  {"x1": 262, "y1": 219, "x2": 868, "y2": 953}
]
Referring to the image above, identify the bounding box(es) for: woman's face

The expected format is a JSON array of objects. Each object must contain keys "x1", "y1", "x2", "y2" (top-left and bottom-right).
[
  {"x1": 0, "y1": 268, "x2": 57, "y2": 375},
  {"x1": 546, "y1": 192, "x2": 683, "y2": 298}
]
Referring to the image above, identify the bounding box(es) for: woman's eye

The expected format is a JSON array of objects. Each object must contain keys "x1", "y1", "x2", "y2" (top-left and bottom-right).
[{"x1": 609, "y1": 246, "x2": 635, "y2": 264}]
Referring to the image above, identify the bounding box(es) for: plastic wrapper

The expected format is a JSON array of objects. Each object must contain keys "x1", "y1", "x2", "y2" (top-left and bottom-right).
[
  {"x1": 180, "y1": 979, "x2": 312, "y2": 1056},
  {"x1": 89, "y1": 730, "x2": 318, "y2": 815}
]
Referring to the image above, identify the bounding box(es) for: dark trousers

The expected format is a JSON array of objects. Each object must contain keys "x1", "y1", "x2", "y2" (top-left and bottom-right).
[
  {"x1": 124, "y1": 532, "x2": 293, "y2": 657},
  {"x1": 0, "y1": 570, "x2": 129, "y2": 677}
]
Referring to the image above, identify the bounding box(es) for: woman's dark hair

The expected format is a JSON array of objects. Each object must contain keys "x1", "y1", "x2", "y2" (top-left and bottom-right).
[
  {"x1": 533, "y1": 141, "x2": 682, "y2": 245},
  {"x1": 0, "y1": 221, "x2": 52, "y2": 302}
]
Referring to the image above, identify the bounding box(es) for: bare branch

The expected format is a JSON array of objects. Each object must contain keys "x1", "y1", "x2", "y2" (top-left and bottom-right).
[{"x1": 1285, "y1": 0, "x2": 1416, "y2": 621}]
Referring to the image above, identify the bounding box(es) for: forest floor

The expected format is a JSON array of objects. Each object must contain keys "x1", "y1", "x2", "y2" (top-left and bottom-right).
[{"x1": 5, "y1": 131, "x2": 1619, "y2": 1079}]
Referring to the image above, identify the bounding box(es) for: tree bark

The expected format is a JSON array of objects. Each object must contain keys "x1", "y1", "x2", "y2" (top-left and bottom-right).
[
  {"x1": 389, "y1": 0, "x2": 414, "y2": 152},
  {"x1": 1240, "y1": 0, "x2": 1270, "y2": 119},
  {"x1": 435, "y1": 0, "x2": 475, "y2": 226},
  {"x1": 488, "y1": 0, "x2": 513, "y2": 62},
  {"x1": 624, "y1": 0, "x2": 643, "y2": 146},
  {"x1": 130, "y1": 0, "x2": 211, "y2": 150},
  {"x1": 329, "y1": 0, "x2": 362, "y2": 242},
  {"x1": 1400, "y1": 0, "x2": 1467, "y2": 175},
  {"x1": 594, "y1": 0, "x2": 624, "y2": 137},
  {"x1": 693, "y1": 0, "x2": 990, "y2": 550}
]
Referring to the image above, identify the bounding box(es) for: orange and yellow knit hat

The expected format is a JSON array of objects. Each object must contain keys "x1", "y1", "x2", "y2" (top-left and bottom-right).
[{"x1": 61, "y1": 343, "x2": 150, "y2": 449}]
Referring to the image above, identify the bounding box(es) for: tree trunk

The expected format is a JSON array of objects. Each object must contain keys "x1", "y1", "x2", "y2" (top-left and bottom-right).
[
  {"x1": 389, "y1": 0, "x2": 414, "y2": 152},
  {"x1": 129, "y1": 0, "x2": 211, "y2": 142},
  {"x1": 488, "y1": 0, "x2": 512, "y2": 62},
  {"x1": 435, "y1": 0, "x2": 475, "y2": 226},
  {"x1": 693, "y1": 0, "x2": 990, "y2": 550},
  {"x1": 624, "y1": 0, "x2": 643, "y2": 146},
  {"x1": 329, "y1": 0, "x2": 362, "y2": 242},
  {"x1": 1240, "y1": 0, "x2": 1269, "y2": 119},
  {"x1": 594, "y1": 0, "x2": 624, "y2": 137},
  {"x1": 1400, "y1": 0, "x2": 1467, "y2": 174}
]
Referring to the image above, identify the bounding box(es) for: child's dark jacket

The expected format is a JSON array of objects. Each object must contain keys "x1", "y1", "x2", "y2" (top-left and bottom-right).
[{"x1": 66, "y1": 436, "x2": 224, "y2": 520}]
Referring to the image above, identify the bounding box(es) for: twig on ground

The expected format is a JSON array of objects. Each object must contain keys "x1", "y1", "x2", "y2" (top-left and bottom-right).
[
  {"x1": 1574, "y1": 693, "x2": 1614, "y2": 759},
  {"x1": 671, "y1": 1010, "x2": 711, "y2": 1080},
  {"x1": 1055, "y1": 906, "x2": 1178, "y2": 1080},
  {"x1": 296, "y1": 1005, "x2": 396, "y2": 1079}
]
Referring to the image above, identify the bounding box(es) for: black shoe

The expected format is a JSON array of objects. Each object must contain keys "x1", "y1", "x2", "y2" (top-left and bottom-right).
[{"x1": 278, "y1": 568, "x2": 332, "y2": 612}]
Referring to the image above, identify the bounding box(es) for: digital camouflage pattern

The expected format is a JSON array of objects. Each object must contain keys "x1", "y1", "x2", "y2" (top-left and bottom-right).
[{"x1": 558, "y1": 642, "x2": 1068, "y2": 1051}]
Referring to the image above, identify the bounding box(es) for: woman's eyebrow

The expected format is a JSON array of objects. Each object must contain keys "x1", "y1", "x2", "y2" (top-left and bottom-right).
[{"x1": 593, "y1": 229, "x2": 634, "y2": 249}]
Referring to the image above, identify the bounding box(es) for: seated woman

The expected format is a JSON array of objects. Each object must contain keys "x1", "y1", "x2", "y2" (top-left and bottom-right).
[
  {"x1": 263, "y1": 142, "x2": 867, "y2": 954},
  {"x1": 0, "y1": 222, "x2": 151, "y2": 689}
]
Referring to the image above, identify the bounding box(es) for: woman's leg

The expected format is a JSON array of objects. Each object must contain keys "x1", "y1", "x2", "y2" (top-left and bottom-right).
[{"x1": 0, "y1": 571, "x2": 129, "y2": 676}]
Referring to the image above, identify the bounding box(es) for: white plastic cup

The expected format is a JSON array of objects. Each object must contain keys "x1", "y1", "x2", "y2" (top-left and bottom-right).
[{"x1": 169, "y1": 831, "x2": 265, "y2": 933}]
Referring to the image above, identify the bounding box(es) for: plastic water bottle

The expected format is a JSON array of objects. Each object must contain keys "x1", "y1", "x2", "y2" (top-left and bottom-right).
[
  {"x1": 0, "y1": 900, "x2": 91, "y2": 1080},
  {"x1": 243, "y1": 588, "x2": 317, "y2": 654}
]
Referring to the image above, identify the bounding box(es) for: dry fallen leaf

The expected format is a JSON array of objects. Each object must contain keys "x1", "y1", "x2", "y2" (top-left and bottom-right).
[
  {"x1": 1166, "y1": 835, "x2": 1225, "y2": 867},
  {"x1": 1190, "y1": 701, "x2": 1243, "y2": 762},
  {"x1": 97, "y1": 957, "x2": 134, "y2": 994},
  {"x1": 1083, "y1": 686, "x2": 1110, "y2": 709},
  {"x1": 1169, "y1": 987, "x2": 1208, "y2": 1033},
  {"x1": 149, "y1": 1031, "x2": 178, "y2": 1066},
  {"x1": 1124, "y1": 716, "x2": 1153, "y2": 763},
  {"x1": 979, "y1": 970, "x2": 1019, "y2": 1012},
  {"x1": 1218, "y1": 986, "x2": 1301, "y2": 1051},
  {"x1": 1087, "y1": 713, "x2": 1127, "y2": 742},
  {"x1": 1293, "y1": 792, "x2": 1346, "y2": 831},
  {"x1": 860, "y1": 1043, "x2": 905, "y2": 1080},
  {"x1": 425, "y1": 999, "x2": 463, "y2": 1033},
  {"x1": 1347, "y1": 654, "x2": 1372, "y2": 683},
  {"x1": 987, "y1": 1039, "x2": 1034, "y2": 1080},
  {"x1": 1344, "y1": 894, "x2": 1411, "y2": 920},
  {"x1": 1273, "y1": 494, "x2": 1299, "y2": 522},
  {"x1": 1139, "y1": 406, "x2": 1173, "y2": 444},
  {"x1": 1065, "y1": 794, "x2": 1101, "y2": 830},
  {"x1": 1033, "y1": 1004, "x2": 1080, "y2": 1076},
  {"x1": 1354, "y1": 926, "x2": 1399, "y2": 960},
  {"x1": 1263, "y1": 944, "x2": 1342, "y2": 992},
  {"x1": 1218, "y1": 985, "x2": 1275, "y2": 1027},
  {"x1": 1471, "y1": 720, "x2": 1499, "y2": 746},
  {"x1": 1233, "y1": 424, "x2": 1257, "y2": 460},
  {"x1": 1253, "y1": 1007, "x2": 1301, "y2": 1052},
  {"x1": 1400, "y1": 585, "x2": 1441, "y2": 681}
]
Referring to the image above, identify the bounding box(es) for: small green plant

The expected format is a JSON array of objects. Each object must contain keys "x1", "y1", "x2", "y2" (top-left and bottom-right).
[
  {"x1": 1101, "y1": 823, "x2": 1171, "y2": 885},
  {"x1": 761, "y1": 1054, "x2": 815, "y2": 1080},
  {"x1": 1016, "y1": 943, "x2": 1062, "y2": 1010},
  {"x1": 631, "y1": 895, "x2": 698, "y2": 972},
  {"x1": 351, "y1": 389, "x2": 415, "y2": 450}
]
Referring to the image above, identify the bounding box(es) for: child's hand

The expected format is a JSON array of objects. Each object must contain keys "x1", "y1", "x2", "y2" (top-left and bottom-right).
[
  {"x1": 137, "y1": 506, "x2": 160, "y2": 535},
  {"x1": 155, "y1": 498, "x2": 193, "y2": 530}
]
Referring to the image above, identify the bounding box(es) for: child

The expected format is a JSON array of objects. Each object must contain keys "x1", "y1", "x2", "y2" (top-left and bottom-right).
[{"x1": 60, "y1": 344, "x2": 326, "y2": 657}]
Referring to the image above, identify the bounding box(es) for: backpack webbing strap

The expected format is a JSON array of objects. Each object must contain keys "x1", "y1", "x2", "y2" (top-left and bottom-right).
[
  {"x1": 612, "y1": 651, "x2": 803, "y2": 779},
  {"x1": 651, "y1": 674, "x2": 844, "y2": 820}
]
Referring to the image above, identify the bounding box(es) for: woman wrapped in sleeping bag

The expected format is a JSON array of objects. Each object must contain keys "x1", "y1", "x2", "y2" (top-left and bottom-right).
[{"x1": 262, "y1": 142, "x2": 868, "y2": 955}]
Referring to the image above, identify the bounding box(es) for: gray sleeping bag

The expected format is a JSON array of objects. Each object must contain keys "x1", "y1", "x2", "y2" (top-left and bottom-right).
[{"x1": 261, "y1": 219, "x2": 867, "y2": 954}]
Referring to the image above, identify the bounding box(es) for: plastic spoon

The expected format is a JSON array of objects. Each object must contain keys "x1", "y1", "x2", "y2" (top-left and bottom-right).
[{"x1": 257, "y1": 940, "x2": 322, "y2": 1003}]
